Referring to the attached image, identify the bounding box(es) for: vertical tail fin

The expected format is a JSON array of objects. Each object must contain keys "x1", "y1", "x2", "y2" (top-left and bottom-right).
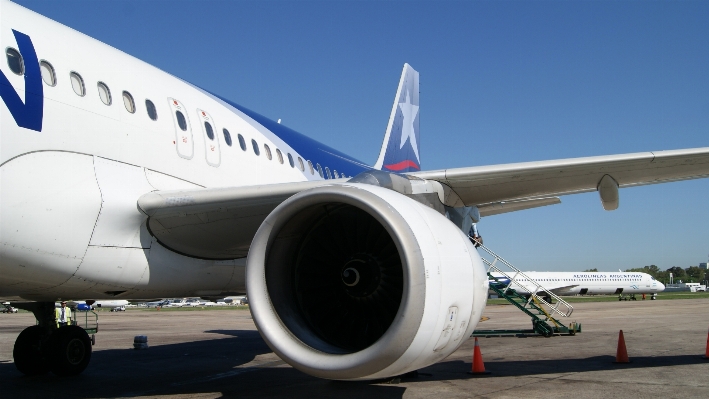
[{"x1": 374, "y1": 64, "x2": 420, "y2": 172}]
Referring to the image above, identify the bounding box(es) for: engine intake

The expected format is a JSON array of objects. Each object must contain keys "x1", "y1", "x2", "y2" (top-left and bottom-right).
[
  {"x1": 277, "y1": 204, "x2": 404, "y2": 353},
  {"x1": 247, "y1": 183, "x2": 487, "y2": 380}
]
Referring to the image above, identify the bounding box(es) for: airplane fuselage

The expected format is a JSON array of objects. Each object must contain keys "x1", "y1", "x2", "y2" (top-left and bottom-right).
[
  {"x1": 0, "y1": 1, "x2": 364, "y2": 301},
  {"x1": 493, "y1": 272, "x2": 665, "y2": 296}
]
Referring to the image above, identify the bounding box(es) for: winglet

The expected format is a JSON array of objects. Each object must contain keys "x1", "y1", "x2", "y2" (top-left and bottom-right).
[{"x1": 374, "y1": 64, "x2": 420, "y2": 172}]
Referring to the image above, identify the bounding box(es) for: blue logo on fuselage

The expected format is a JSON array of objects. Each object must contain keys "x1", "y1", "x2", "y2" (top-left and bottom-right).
[{"x1": 0, "y1": 30, "x2": 43, "y2": 132}]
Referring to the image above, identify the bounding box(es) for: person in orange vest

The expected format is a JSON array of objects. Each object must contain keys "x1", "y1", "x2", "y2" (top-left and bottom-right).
[{"x1": 55, "y1": 301, "x2": 72, "y2": 328}]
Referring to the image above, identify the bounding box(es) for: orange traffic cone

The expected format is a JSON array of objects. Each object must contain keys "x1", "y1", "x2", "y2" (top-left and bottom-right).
[
  {"x1": 703, "y1": 327, "x2": 709, "y2": 360},
  {"x1": 468, "y1": 337, "x2": 491, "y2": 376},
  {"x1": 613, "y1": 330, "x2": 630, "y2": 363}
]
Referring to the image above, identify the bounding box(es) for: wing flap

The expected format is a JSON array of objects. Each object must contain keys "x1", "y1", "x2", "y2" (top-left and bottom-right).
[{"x1": 478, "y1": 197, "x2": 561, "y2": 217}]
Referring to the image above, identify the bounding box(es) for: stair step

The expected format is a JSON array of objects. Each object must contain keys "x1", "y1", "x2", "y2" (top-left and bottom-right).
[{"x1": 478, "y1": 241, "x2": 573, "y2": 336}]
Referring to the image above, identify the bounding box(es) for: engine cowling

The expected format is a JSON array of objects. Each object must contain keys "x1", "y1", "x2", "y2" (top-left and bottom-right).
[{"x1": 246, "y1": 183, "x2": 488, "y2": 380}]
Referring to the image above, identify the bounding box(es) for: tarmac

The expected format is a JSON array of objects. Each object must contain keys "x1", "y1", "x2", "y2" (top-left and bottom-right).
[{"x1": 1, "y1": 298, "x2": 708, "y2": 399}]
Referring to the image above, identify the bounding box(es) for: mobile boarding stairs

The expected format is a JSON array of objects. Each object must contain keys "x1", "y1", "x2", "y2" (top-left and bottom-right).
[{"x1": 472, "y1": 240, "x2": 581, "y2": 337}]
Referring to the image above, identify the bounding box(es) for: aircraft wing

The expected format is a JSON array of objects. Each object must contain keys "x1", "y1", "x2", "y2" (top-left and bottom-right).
[
  {"x1": 548, "y1": 285, "x2": 579, "y2": 295},
  {"x1": 138, "y1": 147, "x2": 709, "y2": 259},
  {"x1": 413, "y1": 147, "x2": 709, "y2": 209}
]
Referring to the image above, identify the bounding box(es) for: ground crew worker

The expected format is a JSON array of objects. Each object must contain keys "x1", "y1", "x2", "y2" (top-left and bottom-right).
[
  {"x1": 55, "y1": 301, "x2": 72, "y2": 328},
  {"x1": 468, "y1": 223, "x2": 483, "y2": 248}
]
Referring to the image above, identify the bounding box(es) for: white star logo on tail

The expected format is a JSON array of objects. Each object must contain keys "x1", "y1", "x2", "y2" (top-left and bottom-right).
[{"x1": 398, "y1": 89, "x2": 420, "y2": 164}]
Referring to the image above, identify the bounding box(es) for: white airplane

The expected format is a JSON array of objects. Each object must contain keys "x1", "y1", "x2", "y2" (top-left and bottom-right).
[
  {"x1": 490, "y1": 272, "x2": 665, "y2": 299},
  {"x1": 68, "y1": 300, "x2": 130, "y2": 311},
  {"x1": 144, "y1": 299, "x2": 169, "y2": 308},
  {"x1": 0, "y1": 0, "x2": 708, "y2": 380}
]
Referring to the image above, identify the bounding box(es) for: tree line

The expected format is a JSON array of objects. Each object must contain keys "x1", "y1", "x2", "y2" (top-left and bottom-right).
[{"x1": 583, "y1": 266, "x2": 707, "y2": 284}]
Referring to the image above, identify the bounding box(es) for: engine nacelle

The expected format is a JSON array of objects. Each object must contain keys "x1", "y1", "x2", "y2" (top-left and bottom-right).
[{"x1": 246, "y1": 183, "x2": 488, "y2": 380}]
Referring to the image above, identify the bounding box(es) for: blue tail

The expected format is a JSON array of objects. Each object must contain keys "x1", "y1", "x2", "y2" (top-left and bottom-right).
[{"x1": 374, "y1": 64, "x2": 420, "y2": 172}]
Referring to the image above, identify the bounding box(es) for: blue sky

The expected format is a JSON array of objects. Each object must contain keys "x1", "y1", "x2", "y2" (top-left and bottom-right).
[{"x1": 14, "y1": 0, "x2": 709, "y2": 272}]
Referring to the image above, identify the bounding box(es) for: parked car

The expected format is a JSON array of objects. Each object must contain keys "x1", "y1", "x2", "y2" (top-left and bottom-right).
[
  {"x1": 184, "y1": 298, "x2": 203, "y2": 307},
  {"x1": 2, "y1": 302, "x2": 18, "y2": 313},
  {"x1": 163, "y1": 299, "x2": 186, "y2": 308},
  {"x1": 145, "y1": 300, "x2": 169, "y2": 308}
]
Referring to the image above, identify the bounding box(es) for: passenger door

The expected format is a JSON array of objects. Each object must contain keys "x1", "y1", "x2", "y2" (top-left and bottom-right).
[
  {"x1": 168, "y1": 98, "x2": 194, "y2": 159},
  {"x1": 196, "y1": 109, "x2": 221, "y2": 167}
]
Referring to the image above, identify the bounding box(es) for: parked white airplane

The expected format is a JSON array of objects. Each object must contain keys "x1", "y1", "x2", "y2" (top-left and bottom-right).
[
  {"x1": 1, "y1": 0, "x2": 708, "y2": 380},
  {"x1": 490, "y1": 272, "x2": 665, "y2": 298},
  {"x1": 68, "y1": 300, "x2": 130, "y2": 310},
  {"x1": 144, "y1": 299, "x2": 169, "y2": 308}
]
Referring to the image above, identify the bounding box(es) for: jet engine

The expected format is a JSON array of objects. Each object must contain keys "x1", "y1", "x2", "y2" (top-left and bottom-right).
[{"x1": 246, "y1": 183, "x2": 488, "y2": 380}]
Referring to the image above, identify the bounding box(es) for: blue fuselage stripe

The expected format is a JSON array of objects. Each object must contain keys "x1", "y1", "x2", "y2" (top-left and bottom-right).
[{"x1": 211, "y1": 93, "x2": 371, "y2": 178}]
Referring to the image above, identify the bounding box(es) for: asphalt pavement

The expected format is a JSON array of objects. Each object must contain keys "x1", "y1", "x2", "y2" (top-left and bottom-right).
[{"x1": 1, "y1": 299, "x2": 707, "y2": 398}]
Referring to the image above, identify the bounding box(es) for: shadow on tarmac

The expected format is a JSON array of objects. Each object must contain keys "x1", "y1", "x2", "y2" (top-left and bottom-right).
[
  {"x1": 0, "y1": 329, "x2": 406, "y2": 399},
  {"x1": 420, "y1": 353, "x2": 708, "y2": 380},
  {"x1": 3, "y1": 327, "x2": 703, "y2": 399}
]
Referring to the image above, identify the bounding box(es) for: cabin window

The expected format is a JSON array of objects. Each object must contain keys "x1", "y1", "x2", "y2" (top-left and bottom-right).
[
  {"x1": 324, "y1": 167, "x2": 332, "y2": 179},
  {"x1": 251, "y1": 139, "x2": 260, "y2": 155},
  {"x1": 145, "y1": 99, "x2": 158, "y2": 120},
  {"x1": 40, "y1": 60, "x2": 56, "y2": 86},
  {"x1": 238, "y1": 134, "x2": 246, "y2": 151},
  {"x1": 97, "y1": 82, "x2": 112, "y2": 105},
  {"x1": 297, "y1": 157, "x2": 304, "y2": 172},
  {"x1": 223, "y1": 129, "x2": 232, "y2": 146},
  {"x1": 205, "y1": 122, "x2": 215, "y2": 140},
  {"x1": 287, "y1": 153, "x2": 294, "y2": 168},
  {"x1": 308, "y1": 160, "x2": 314, "y2": 175},
  {"x1": 122, "y1": 91, "x2": 135, "y2": 113},
  {"x1": 264, "y1": 144, "x2": 272, "y2": 160},
  {"x1": 276, "y1": 149, "x2": 284, "y2": 164},
  {"x1": 317, "y1": 163, "x2": 323, "y2": 178},
  {"x1": 70, "y1": 72, "x2": 85, "y2": 96},
  {"x1": 175, "y1": 111, "x2": 187, "y2": 130},
  {"x1": 6, "y1": 48, "x2": 23, "y2": 75}
]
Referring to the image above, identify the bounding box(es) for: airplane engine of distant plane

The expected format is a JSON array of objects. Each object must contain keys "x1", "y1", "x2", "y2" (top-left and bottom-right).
[{"x1": 246, "y1": 182, "x2": 489, "y2": 380}]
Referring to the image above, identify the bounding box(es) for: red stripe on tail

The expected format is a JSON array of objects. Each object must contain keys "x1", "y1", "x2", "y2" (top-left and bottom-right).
[{"x1": 384, "y1": 160, "x2": 420, "y2": 171}]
